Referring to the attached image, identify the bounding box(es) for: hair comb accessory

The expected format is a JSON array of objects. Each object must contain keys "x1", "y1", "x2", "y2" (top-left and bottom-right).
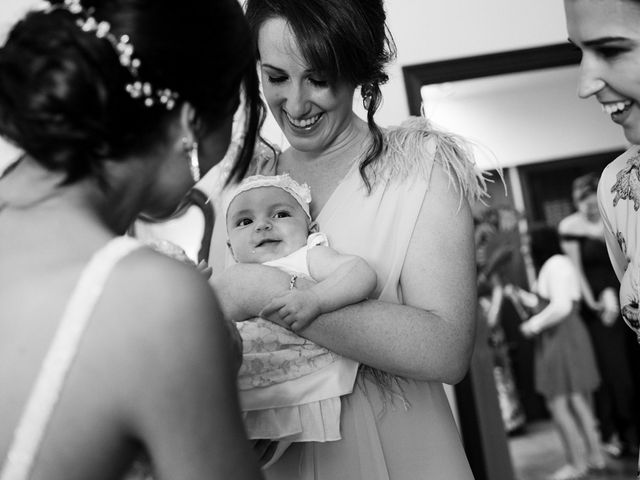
[
  {"x1": 222, "y1": 174, "x2": 312, "y2": 227},
  {"x1": 36, "y1": 0, "x2": 179, "y2": 110}
]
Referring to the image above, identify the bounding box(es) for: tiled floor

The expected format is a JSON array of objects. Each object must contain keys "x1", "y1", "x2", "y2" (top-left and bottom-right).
[{"x1": 509, "y1": 420, "x2": 637, "y2": 480}]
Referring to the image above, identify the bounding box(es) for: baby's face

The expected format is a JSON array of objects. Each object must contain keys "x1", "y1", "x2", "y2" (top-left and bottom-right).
[{"x1": 226, "y1": 186, "x2": 310, "y2": 263}]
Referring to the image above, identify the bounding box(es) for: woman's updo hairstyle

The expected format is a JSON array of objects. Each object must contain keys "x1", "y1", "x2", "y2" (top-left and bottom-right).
[
  {"x1": 0, "y1": 0, "x2": 261, "y2": 185},
  {"x1": 245, "y1": 0, "x2": 396, "y2": 191}
]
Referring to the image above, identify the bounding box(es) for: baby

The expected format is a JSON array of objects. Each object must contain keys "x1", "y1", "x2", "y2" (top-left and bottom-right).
[{"x1": 221, "y1": 174, "x2": 377, "y2": 466}]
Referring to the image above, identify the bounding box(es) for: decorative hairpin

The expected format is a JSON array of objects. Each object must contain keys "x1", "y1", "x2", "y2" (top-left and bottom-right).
[{"x1": 36, "y1": 0, "x2": 179, "y2": 110}]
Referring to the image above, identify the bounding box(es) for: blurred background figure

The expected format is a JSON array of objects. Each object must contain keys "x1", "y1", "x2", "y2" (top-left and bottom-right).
[
  {"x1": 558, "y1": 173, "x2": 638, "y2": 458},
  {"x1": 475, "y1": 207, "x2": 527, "y2": 435},
  {"x1": 513, "y1": 225, "x2": 604, "y2": 480}
]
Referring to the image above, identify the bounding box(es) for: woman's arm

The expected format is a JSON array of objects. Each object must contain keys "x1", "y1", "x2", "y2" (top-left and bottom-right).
[
  {"x1": 520, "y1": 257, "x2": 575, "y2": 336},
  {"x1": 259, "y1": 248, "x2": 377, "y2": 331},
  {"x1": 296, "y1": 164, "x2": 477, "y2": 384},
  {"x1": 221, "y1": 164, "x2": 477, "y2": 384},
  {"x1": 559, "y1": 236, "x2": 600, "y2": 310}
]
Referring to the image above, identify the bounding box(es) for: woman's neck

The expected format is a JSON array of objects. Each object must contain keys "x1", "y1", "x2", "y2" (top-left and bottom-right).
[
  {"x1": 0, "y1": 156, "x2": 145, "y2": 235},
  {"x1": 288, "y1": 114, "x2": 370, "y2": 166}
]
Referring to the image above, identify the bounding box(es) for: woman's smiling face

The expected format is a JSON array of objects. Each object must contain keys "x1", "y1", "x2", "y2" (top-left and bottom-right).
[
  {"x1": 257, "y1": 17, "x2": 356, "y2": 153},
  {"x1": 565, "y1": 0, "x2": 640, "y2": 144}
]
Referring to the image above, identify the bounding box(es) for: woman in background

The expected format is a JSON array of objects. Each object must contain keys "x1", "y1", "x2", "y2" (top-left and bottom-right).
[
  {"x1": 519, "y1": 226, "x2": 604, "y2": 480},
  {"x1": 558, "y1": 173, "x2": 637, "y2": 457},
  {"x1": 0, "y1": 0, "x2": 263, "y2": 478}
]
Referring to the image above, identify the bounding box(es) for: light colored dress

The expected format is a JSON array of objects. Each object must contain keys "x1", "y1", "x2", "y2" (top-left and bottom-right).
[
  {"x1": 0, "y1": 237, "x2": 141, "y2": 480},
  {"x1": 210, "y1": 116, "x2": 485, "y2": 479},
  {"x1": 239, "y1": 232, "x2": 359, "y2": 446}
]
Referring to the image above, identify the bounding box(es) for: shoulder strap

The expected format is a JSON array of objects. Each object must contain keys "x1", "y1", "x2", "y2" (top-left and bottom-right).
[{"x1": 0, "y1": 236, "x2": 142, "y2": 480}]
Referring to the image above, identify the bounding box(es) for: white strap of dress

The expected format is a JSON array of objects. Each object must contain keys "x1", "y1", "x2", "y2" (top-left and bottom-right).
[{"x1": 0, "y1": 236, "x2": 141, "y2": 480}]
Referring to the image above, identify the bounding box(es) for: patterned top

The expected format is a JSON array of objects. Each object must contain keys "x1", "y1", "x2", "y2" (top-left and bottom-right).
[{"x1": 597, "y1": 145, "x2": 640, "y2": 344}]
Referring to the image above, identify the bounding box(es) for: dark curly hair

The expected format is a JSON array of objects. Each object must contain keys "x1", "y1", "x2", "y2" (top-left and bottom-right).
[
  {"x1": 0, "y1": 0, "x2": 263, "y2": 186},
  {"x1": 245, "y1": 0, "x2": 396, "y2": 191},
  {"x1": 571, "y1": 172, "x2": 599, "y2": 204},
  {"x1": 528, "y1": 224, "x2": 563, "y2": 272}
]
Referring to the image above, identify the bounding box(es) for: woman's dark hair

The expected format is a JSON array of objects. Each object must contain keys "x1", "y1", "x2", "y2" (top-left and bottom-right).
[
  {"x1": 528, "y1": 225, "x2": 563, "y2": 272},
  {"x1": 245, "y1": 0, "x2": 397, "y2": 191},
  {"x1": 0, "y1": 0, "x2": 262, "y2": 185},
  {"x1": 571, "y1": 172, "x2": 599, "y2": 204}
]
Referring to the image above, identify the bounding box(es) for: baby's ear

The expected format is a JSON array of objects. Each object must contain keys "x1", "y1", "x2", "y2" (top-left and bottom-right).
[{"x1": 308, "y1": 220, "x2": 319, "y2": 234}]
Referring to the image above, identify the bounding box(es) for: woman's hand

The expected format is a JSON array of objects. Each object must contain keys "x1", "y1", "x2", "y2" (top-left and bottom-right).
[
  {"x1": 599, "y1": 287, "x2": 620, "y2": 326},
  {"x1": 520, "y1": 319, "x2": 539, "y2": 338}
]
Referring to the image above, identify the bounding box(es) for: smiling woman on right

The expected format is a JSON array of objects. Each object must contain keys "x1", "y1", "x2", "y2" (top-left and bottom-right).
[{"x1": 564, "y1": 0, "x2": 640, "y2": 476}]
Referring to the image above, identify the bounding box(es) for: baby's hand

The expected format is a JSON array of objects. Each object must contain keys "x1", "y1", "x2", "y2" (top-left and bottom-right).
[
  {"x1": 196, "y1": 260, "x2": 213, "y2": 279},
  {"x1": 260, "y1": 290, "x2": 322, "y2": 331}
]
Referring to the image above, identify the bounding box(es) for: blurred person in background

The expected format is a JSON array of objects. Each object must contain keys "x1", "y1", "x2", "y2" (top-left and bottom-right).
[
  {"x1": 558, "y1": 173, "x2": 638, "y2": 458},
  {"x1": 516, "y1": 225, "x2": 604, "y2": 480}
]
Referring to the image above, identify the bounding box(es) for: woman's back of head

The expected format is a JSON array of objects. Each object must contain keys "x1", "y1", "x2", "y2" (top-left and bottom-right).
[
  {"x1": 529, "y1": 224, "x2": 563, "y2": 272},
  {"x1": 0, "y1": 0, "x2": 261, "y2": 186}
]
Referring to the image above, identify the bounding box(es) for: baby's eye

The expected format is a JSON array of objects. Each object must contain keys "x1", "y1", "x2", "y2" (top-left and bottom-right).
[
  {"x1": 236, "y1": 218, "x2": 253, "y2": 227},
  {"x1": 274, "y1": 211, "x2": 291, "y2": 218}
]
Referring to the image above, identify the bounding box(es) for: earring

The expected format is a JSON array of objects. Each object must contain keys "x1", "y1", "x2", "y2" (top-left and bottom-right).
[
  {"x1": 361, "y1": 83, "x2": 373, "y2": 110},
  {"x1": 182, "y1": 137, "x2": 200, "y2": 182}
]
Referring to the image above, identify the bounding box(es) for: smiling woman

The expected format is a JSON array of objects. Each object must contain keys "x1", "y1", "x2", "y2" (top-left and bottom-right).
[
  {"x1": 206, "y1": 0, "x2": 489, "y2": 478},
  {"x1": 565, "y1": 0, "x2": 640, "y2": 143},
  {"x1": 564, "y1": 0, "x2": 640, "y2": 476}
]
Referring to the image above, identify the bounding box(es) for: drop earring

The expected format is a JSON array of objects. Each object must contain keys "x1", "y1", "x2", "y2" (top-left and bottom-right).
[{"x1": 182, "y1": 137, "x2": 200, "y2": 182}]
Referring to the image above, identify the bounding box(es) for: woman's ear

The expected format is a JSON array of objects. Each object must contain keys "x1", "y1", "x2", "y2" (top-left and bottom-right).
[
  {"x1": 308, "y1": 220, "x2": 319, "y2": 234},
  {"x1": 179, "y1": 102, "x2": 198, "y2": 141}
]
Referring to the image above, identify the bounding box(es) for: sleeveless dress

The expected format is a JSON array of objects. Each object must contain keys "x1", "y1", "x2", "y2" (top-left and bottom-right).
[
  {"x1": 209, "y1": 117, "x2": 486, "y2": 479},
  {"x1": 0, "y1": 237, "x2": 141, "y2": 480},
  {"x1": 239, "y1": 232, "x2": 359, "y2": 451}
]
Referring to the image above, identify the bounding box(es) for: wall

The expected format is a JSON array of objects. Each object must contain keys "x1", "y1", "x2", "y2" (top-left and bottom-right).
[
  {"x1": 0, "y1": 0, "x2": 622, "y2": 170},
  {"x1": 380, "y1": 0, "x2": 570, "y2": 126}
]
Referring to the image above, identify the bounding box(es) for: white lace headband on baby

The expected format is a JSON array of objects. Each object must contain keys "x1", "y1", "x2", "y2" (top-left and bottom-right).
[{"x1": 223, "y1": 174, "x2": 312, "y2": 225}]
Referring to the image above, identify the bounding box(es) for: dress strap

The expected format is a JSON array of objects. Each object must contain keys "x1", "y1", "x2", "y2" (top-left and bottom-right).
[{"x1": 0, "y1": 236, "x2": 142, "y2": 480}]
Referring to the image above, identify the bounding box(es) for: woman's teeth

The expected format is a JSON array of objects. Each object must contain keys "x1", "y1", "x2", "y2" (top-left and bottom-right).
[
  {"x1": 286, "y1": 112, "x2": 321, "y2": 128},
  {"x1": 602, "y1": 101, "x2": 632, "y2": 115}
]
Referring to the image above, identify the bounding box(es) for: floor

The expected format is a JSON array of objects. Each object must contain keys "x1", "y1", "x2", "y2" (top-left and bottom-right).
[{"x1": 509, "y1": 420, "x2": 637, "y2": 480}]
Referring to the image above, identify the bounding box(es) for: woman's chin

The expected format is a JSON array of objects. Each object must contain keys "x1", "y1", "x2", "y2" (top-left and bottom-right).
[{"x1": 624, "y1": 127, "x2": 640, "y2": 146}]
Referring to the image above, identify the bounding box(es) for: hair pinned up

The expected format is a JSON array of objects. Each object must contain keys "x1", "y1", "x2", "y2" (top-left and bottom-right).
[{"x1": 0, "y1": 0, "x2": 263, "y2": 185}]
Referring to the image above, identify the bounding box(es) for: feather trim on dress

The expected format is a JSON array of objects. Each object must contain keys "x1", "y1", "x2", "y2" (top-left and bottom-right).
[{"x1": 375, "y1": 116, "x2": 490, "y2": 207}]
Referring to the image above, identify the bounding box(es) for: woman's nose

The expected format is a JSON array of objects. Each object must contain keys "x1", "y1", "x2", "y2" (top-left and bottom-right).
[
  {"x1": 577, "y1": 58, "x2": 606, "y2": 99},
  {"x1": 284, "y1": 83, "x2": 310, "y2": 118}
]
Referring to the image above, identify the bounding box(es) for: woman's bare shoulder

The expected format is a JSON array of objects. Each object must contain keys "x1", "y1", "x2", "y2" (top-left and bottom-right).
[{"x1": 92, "y1": 247, "x2": 233, "y2": 379}]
